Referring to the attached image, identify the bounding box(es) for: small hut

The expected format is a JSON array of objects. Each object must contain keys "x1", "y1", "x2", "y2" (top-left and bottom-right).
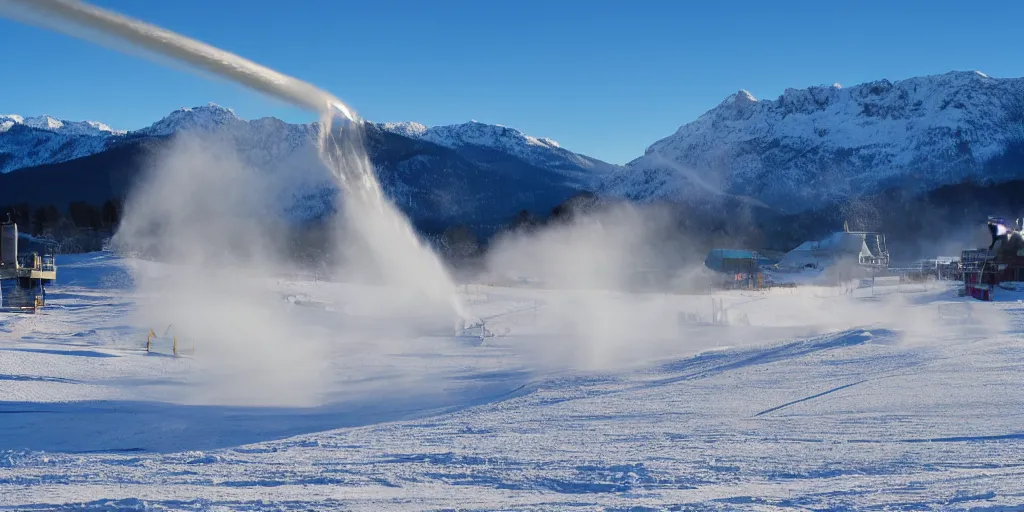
[{"x1": 704, "y1": 249, "x2": 764, "y2": 290}]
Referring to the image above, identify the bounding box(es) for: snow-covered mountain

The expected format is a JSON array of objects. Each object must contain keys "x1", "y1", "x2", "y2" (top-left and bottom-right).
[
  {"x1": 605, "y1": 71, "x2": 1024, "y2": 212},
  {"x1": 0, "y1": 114, "x2": 123, "y2": 137},
  {"x1": 0, "y1": 105, "x2": 611, "y2": 182},
  {"x1": 0, "y1": 104, "x2": 615, "y2": 232},
  {"x1": 378, "y1": 120, "x2": 616, "y2": 181},
  {"x1": 129, "y1": 104, "x2": 329, "y2": 216},
  {"x1": 0, "y1": 114, "x2": 125, "y2": 174}
]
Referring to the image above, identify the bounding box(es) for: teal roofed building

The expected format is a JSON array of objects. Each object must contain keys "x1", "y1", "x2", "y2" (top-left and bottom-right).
[{"x1": 704, "y1": 249, "x2": 760, "y2": 274}]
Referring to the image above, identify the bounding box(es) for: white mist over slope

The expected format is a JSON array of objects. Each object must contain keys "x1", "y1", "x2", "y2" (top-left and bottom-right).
[
  {"x1": 110, "y1": 130, "x2": 472, "y2": 407},
  {"x1": 112, "y1": 133, "x2": 333, "y2": 406},
  {"x1": 486, "y1": 205, "x2": 656, "y2": 291},
  {"x1": 1, "y1": 0, "x2": 470, "y2": 328},
  {"x1": 477, "y1": 203, "x2": 1007, "y2": 372},
  {"x1": 3, "y1": 0, "x2": 475, "y2": 406},
  {"x1": 482, "y1": 205, "x2": 673, "y2": 369}
]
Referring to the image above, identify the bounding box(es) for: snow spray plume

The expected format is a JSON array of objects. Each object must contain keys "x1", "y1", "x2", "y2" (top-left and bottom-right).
[
  {"x1": 113, "y1": 131, "x2": 474, "y2": 407},
  {"x1": 482, "y1": 202, "x2": 1005, "y2": 372},
  {"x1": 485, "y1": 203, "x2": 700, "y2": 370},
  {"x1": 318, "y1": 114, "x2": 473, "y2": 325},
  {"x1": 0, "y1": 0, "x2": 354, "y2": 121},
  {"x1": 0, "y1": 0, "x2": 471, "y2": 324},
  {"x1": 114, "y1": 132, "x2": 333, "y2": 407}
]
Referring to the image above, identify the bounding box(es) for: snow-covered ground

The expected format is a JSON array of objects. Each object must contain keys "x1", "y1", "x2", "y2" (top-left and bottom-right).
[{"x1": 2, "y1": 253, "x2": 1024, "y2": 510}]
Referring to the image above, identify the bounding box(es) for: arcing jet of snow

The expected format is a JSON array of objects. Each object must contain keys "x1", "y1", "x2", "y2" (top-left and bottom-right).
[{"x1": 0, "y1": 0, "x2": 356, "y2": 122}]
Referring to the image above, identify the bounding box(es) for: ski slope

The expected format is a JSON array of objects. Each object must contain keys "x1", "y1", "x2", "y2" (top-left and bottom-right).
[{"x1": 2, "y1": 253, "x2": 1024, "y2": 510}]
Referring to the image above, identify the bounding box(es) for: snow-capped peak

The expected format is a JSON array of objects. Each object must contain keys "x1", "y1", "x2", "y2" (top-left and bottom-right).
[
  {"x1": 537, "y1": 137, "x2": 561, "y2": 149},
  {"x1": 24, "y1": 115, "x2": 64, "y2": 131},
  {"x1": 379, "y1": 120, "x2": 563, "y2": 151},
  {"x1": 373, "y1": 119, "x2": 616, "y2": 179},
  {"x1": 0, "y1": 113, "x2": 124, "y2": 136},
  {"x1": 0, "y1": 115, "x2": 23, "y2": 133},
  {"x1": 139, "y1": 102, "x2": 241, "y2": 137},
  {"x1": 80, "y1": 120, "x2": 125, "y2": 135},
  {"x1": 378, "y1": 121, "x2": 428, "y2": 138},
  {"x1": 713, "y1": 90, "x2": 759, "y2": 110},
  {"x1": 736, "y1": 89, "x2": 758, "y2": 103}
]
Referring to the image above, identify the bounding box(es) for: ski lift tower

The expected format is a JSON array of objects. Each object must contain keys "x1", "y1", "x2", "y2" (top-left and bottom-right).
[
  {"x1": 0, "y1": 216, "x2": 57, "y2": 313},
  {"x1": 840, "y1": 221, "x2": 890, "y2": 271}
]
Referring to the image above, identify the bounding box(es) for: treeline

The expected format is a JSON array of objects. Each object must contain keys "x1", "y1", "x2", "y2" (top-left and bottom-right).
[
  {"x1": 1, "y1": 199, "x2": 123, "y2": 254},
  {"x1": 1, "y1": 200, "x2": 122, "y2": 235}
]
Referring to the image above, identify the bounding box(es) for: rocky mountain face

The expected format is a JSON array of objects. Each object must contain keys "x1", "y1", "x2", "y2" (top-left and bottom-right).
[{"x1": 604, "y1": 71, "x2": 1024, "y2": 215}]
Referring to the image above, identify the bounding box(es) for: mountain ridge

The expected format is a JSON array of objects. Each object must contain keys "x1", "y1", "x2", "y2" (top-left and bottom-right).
[
  {"x1": 1, "y1": 103, "x2": 615, "y2": 181},
  {"x1": 604, "y1": 70, "x2": 1024, "y2": 213},
  {"x1": 5, "y1": 70, "x2": 1024, "y2": 256},
  {"x1": 0, "y1": 104, "x2": 615, "y2": 239}
]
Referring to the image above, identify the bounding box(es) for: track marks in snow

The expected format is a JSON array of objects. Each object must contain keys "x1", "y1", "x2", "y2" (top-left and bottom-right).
[
  {"x1": 1, "y1": 348, "x2": 119, "y2": 358},
  {"x1": 649, "y1": 328, "x2": 886, "y2": 387},
  {"x1": 4, "y1": 253, "x2": 1024, "y2": 510},
  {"x1": 900, "y1": 433, "x2": 1024, "y2": 443},
  {"x1": 0, "y1": 374, "x2": 81, "y2": 384},
  {"x1": 754, "y1": 380, "x2": 867, "y2": 417}
]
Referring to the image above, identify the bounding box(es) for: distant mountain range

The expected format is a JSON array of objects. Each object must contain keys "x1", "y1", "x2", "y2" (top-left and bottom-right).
[
  {"x1": 603, "y1": 70, "x2": 1024, "y2": 214},
  {"x1": 0, "y1": 104, "x2": 617, "y2": 235},
  {"x1": 3, "y1": 70, "x2": 1024, "y2": 254}
]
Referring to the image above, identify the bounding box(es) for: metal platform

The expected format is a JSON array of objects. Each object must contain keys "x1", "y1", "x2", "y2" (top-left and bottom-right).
[
  {"x1": 0, "y1": 266, "x2": 57, "y2": 281},
  {"x1": 0, "y1": 250, "x2": 57, "y2": 281}
]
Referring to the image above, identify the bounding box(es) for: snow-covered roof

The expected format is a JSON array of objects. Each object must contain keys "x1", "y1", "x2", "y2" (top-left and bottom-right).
[{"x1": 778, "y1": 232, "x2": 875, "y2": 270}]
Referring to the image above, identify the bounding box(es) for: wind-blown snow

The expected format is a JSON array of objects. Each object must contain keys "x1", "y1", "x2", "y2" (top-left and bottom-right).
[
  {"x1": 1, "y1": 252, "x2": 1023, "y2": 510},
  {"x1": 605, "y1": 70, "x2": 1024, "y2": 211}
]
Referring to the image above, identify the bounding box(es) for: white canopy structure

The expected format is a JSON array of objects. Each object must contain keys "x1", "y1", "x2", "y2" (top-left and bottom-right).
[{"x1": 778, "y1": 231, "x2": 888, "y2": 272}]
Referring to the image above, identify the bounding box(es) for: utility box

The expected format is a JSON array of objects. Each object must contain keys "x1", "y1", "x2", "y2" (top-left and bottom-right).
[{"x1": 0, "y1": 219, "x2": 17, "y2": 268}]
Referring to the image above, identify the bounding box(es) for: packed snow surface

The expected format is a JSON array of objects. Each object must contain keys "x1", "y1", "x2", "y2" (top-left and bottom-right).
[{"x1": 2, "y1": 253, "x2": 1024, "y2": 510}]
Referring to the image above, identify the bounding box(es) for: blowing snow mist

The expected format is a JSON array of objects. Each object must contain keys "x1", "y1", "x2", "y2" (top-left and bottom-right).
[{"x1": 0, "y1": 0, "x2": 470, "y2": 324}]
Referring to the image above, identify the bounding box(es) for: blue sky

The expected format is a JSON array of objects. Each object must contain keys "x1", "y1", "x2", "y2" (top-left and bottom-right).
[{"x1": 2, "y1": 0, "x2": 1023, "y2": 165}]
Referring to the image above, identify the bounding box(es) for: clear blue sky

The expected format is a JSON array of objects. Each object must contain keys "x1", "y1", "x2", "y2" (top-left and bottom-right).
[{"x1": 2, "y1": 0, "x2": 1023, "y2": 165}]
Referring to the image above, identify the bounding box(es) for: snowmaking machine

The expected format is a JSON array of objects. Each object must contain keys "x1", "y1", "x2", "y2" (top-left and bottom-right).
[{"x1": 962, "y1": 216, "x2": 1024, "y2": 300}]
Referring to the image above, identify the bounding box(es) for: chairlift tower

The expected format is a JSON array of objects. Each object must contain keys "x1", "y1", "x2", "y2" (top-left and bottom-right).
[{"x1": 856, "y1": 232, "x2": 890, "y2": 270}]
